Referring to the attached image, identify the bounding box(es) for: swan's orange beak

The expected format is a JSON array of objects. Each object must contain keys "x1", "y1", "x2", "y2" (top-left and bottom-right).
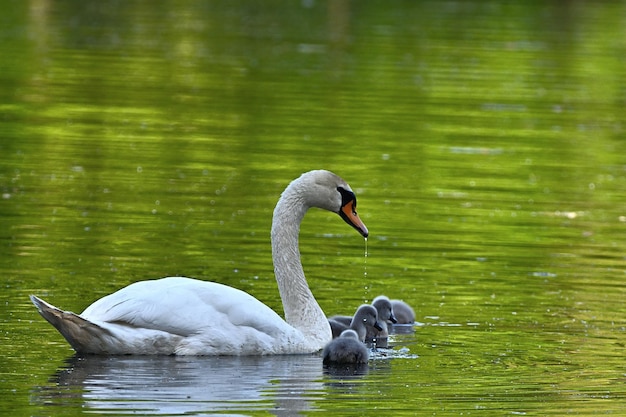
[{"x1": 340, "y1": 199, "x2": 369, "y2": 238}]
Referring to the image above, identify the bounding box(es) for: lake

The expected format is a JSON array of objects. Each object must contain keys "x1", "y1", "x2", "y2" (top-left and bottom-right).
[{"x1": 1, "y1": 1, "x2": 625, "y2": 415}]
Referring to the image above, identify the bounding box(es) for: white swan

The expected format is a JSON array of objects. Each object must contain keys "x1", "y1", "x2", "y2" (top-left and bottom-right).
[{"x1": 30, "y1": 170, "x2": 368, "y2": 355}]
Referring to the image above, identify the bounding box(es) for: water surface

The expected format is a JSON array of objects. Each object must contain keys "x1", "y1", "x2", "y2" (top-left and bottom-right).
[{"x1": 1, "y1": 1, "x2": 625, "y2": 416}]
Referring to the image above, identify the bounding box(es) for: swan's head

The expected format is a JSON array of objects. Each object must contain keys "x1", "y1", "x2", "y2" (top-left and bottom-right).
[{"x1": 300, "y1": 170, "x2": 369, "y2": 238}]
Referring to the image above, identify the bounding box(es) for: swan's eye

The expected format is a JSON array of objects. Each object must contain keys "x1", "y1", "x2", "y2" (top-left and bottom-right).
[{"x1": 337, "y1": 187, "x2": 357, "y2": 211}]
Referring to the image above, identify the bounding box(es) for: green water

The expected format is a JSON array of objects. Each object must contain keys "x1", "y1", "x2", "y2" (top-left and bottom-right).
[{"x1": 1, "y1": 1, "x2": 625, "y2": 415}]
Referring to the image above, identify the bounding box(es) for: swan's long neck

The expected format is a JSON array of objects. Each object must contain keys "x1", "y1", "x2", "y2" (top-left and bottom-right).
[{"x1": 271, "y1": 180, "x2": 331, "y2": 346}]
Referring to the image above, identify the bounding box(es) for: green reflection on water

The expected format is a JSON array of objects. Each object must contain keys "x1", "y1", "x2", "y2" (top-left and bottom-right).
[{"x1": 1, "y1": 0, "x2": 625, "y2": 415}]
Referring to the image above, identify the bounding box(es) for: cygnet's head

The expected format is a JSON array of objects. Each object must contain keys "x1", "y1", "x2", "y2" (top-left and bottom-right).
[
  {"x1": 354, "y1": 304, "x2": 383, "y2": 331},
  {"x1": 372, "y1": 295, "x2": 397, "y2": 323},
  {"x1": 339, "y1": 329, "x2": 360, "y2": 340}
]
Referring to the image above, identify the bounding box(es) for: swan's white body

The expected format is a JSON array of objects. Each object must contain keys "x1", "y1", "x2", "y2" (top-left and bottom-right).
[{"x1": 30, "y1": 170, "x2": 368, "y2": 355}]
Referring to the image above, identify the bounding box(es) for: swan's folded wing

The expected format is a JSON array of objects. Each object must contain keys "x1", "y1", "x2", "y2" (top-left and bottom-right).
[{"x1": 80, "y1": 277, "x2": 293, "y2": 338}]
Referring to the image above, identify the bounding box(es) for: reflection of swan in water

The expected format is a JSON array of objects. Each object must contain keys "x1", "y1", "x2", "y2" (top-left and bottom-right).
[
  {"x1": 30, "y1": 170, "x2": 368, "y2": 355},
  {"x1": 32, "y1": 354, "x2": 325, "y2": 415}
]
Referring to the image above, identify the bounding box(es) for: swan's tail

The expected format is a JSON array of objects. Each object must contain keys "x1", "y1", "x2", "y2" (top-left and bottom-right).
[{"x1": 30, "y1": 295, "x2": 111, "y2": 353}]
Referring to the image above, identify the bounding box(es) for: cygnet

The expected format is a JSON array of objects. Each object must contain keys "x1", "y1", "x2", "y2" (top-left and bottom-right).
[{"x1": 322, "y1": 329, "x2": 369, "y2": 364}]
